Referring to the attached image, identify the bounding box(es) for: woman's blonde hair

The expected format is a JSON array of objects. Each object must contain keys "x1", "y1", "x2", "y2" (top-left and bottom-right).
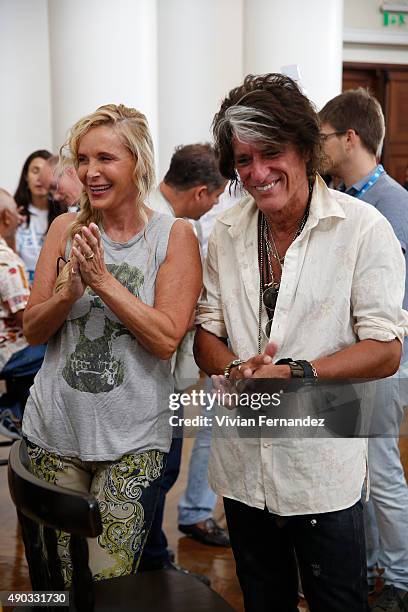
[{"x1": 55, "y1": 104, "x2": 155, "y2": 292}]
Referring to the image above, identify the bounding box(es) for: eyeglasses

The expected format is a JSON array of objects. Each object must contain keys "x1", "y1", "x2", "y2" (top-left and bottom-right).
[
  {"x1": 263, "y1": 283, "x2": 279, "y2": 337},
  {"x1": 320, "y1": 131, "x2": 347, "y2": 142}
]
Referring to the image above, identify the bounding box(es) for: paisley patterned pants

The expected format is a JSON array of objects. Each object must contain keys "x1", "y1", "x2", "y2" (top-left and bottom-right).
[{"x1": 25, "y1": 439, "x2": 166, "y2": 586}]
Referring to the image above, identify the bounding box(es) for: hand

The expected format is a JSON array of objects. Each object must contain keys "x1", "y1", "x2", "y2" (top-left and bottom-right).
[
  {"x1": 71, "y1": 223, "x2": 109, "y2": 291},
  {"x1": 211, "y1": 374, "x2": 238, "y2": 410},
  {"x1": 229, "y1": 342, "x2": 289, "y2": 381},
  {"x1": 66, "y1": 246, "x2": 86, "y2": 301}
]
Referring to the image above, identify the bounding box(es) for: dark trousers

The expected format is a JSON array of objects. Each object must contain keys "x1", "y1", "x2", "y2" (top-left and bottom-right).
[
  {"x1": 0, "y1": 344, "x2": 46, "y2": 419},
  {"x1": 139, "y1": 436, "x2": 183, "y2": 568},
  {"x1": 224, "y1": 497, "x2": 369, "y2": 612}
]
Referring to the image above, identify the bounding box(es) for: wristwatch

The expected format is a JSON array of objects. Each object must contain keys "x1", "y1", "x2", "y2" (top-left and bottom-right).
[
  {"x1": 275, "y1": 358, "x2": 318, "y2": 379},
  {"x1": 224, "y1": 359, "x2": 244, "y2": 379}
]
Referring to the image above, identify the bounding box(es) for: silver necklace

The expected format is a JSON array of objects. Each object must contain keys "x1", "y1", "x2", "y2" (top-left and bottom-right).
[{"x1": 258, "y1": 190, "x2": 312, "y2": 353}]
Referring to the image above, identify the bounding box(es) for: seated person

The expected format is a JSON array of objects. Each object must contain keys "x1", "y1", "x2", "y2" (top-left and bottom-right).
[{"x1": 0, "y1": 189, "x2": 45, "y2": 439}]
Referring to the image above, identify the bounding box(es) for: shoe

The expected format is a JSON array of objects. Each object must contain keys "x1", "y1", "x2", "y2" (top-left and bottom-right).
[
  {"x1": 0, "y1": 409, "x2": 22, "y2": 440},
  {"x1": 178, "y1": 518, "x2": 230, "y2": 547},
  {"x1": 370, "y1": 585, "x2": 408, "y2": 611},
  {"x1": 139, "y1": 559, "x2": 211, "y2": 586},
  {"x1": 138, "y1": 549, "x2": 174, "y2": 572}
]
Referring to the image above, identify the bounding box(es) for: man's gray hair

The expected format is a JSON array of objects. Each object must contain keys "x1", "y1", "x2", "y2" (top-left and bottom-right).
[{"x1": 214, "y1": 105, "x2": 280, "y2": 147}]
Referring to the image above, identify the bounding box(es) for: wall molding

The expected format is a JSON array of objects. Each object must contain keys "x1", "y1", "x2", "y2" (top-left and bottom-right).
[{"x1": 343, "y1": 27, "x2": 408, "y2": 46}]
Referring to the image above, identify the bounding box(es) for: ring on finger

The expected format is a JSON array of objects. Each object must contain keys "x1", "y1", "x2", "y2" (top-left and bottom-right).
[{"x1": 85, "y1": 252, "x2": 95, "y2": 260}]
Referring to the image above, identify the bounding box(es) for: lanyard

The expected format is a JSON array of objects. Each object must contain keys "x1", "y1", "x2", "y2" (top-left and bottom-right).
[{"x1": 347, "y1": 164, "x2": 385, "y2": 199}]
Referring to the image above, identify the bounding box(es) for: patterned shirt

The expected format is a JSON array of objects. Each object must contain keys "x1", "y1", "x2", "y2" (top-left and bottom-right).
[
  {"x1": 196, "y1": 175, "x2": 408, "y2": 515},
  {"x1": 0, "y1": 238, "x2": 30, "y2": 371}
]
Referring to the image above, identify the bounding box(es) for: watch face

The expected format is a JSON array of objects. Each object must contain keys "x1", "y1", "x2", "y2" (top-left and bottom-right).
[{"x1": 289, "y1": 362, "x2": 304, "y2": 378}]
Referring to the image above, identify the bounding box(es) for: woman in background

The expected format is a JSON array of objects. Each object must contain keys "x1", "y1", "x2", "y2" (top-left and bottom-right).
[
  {"x1": 22, "y1": 104, "x2": 202, "y2": 584},
  {"x1": 14, "y1": 149, "x2": 63, "y2": 282}
]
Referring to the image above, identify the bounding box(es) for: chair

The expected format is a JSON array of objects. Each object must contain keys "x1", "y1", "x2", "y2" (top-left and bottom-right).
[
  {"x1": 0, "y1": 437, "x2": 13, "y2": 467},
  {"x1": 0, "y1": 369, "x2": 39, "y2": 466},
  {"x1": 8, "y1": 440, "x2": 234, "y2": 612}
]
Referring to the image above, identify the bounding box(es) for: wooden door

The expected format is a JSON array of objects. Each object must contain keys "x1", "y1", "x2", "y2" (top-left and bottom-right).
[
  {"x1": 342, "y1": 63, "x2": 408, "y2": 185},
  {"x1": 384, "y1": 71, "x2": 408, "y2": 183}
]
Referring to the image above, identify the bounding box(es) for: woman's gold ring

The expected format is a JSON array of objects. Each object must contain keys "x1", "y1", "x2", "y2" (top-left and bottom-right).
[{"x1": 85, "y1": 252, "x2": 95, "y2": 260}]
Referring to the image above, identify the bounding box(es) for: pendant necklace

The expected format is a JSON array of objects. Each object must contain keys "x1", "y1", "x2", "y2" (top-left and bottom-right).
[{"x1": 257, "y1": 185, "x2": 312, "y2": 353}]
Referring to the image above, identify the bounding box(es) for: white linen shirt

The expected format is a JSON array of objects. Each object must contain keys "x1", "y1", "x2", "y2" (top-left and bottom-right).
[{"x1": 196, "y1": 176, "x2": 408, "y2": 516}]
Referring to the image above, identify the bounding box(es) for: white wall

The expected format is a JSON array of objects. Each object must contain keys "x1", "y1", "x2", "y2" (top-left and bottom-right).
[
  {"x1": 344, "y1": 0, "x2": 408, "y2": 30},
  {"x1": 157, "y1": 0, "x2": 244, "y2": 178},
  {"x1": 343, "y1": 0, "x2": 408, "y2": 64},
  {"x1": 244, "y1": 0, "x2": 344, "y2": 110},
  {"x1": 2, "y1": 0, "x2": 407, "y2": 196},
  {"x1": 48, "y1": 0, "x2": 159, "y2": 159},
  {"x1": 0, "y1": 0, "x2": 52, "y2": 193}
]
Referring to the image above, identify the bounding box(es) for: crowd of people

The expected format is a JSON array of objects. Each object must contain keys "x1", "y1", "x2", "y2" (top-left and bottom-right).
[{"x1": 0, "y1": 74, "x2": 407, "y2": 612}]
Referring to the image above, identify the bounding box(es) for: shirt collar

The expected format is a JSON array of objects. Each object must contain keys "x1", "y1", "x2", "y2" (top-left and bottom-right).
[
  {"x1": 340, "y1": 165, "x2": 379, "y2": 194},
  {"x1": 219, "y1": 174, "x2": 346, "y2": 238}
]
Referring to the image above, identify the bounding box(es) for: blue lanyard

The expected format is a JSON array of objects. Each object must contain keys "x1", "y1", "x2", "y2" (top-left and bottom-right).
[{"x1": 347, "y1": 165, "x2": 385, "y2": 199}]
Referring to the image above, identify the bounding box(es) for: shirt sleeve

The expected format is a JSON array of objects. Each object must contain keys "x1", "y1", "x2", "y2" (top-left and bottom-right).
[
  {"x1": 0, "y1": 261, "x2": 30, "y2": 314},
  {"x1": 375, "y1": 189, "x2": 408, "y2": 253},
  {"x1": 195, "y1": 227, "x2": 228, "y2": 339},
  {"x1": 352, "y1": 215, "x2": 408, "y2": 344}
]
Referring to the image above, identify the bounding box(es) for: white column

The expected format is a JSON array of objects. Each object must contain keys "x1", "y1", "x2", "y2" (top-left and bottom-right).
[
  {"x1": 243, "y1": 0, "x2": 344, "y2": 110},
  {"x1": 157, "y1": 0, "x2": 244, "y2": 178},
  {"x1": 48, "y1": 0, "x2": 158, "y2": 159},
  {"x1": 0, "y1": 0, "x2": 52, "y2": 192}
]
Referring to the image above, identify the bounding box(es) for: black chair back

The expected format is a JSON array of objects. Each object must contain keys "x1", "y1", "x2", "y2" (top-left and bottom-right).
[
  {"x1": 7, "y1": 440, "x2": 234, "y2": 612},
  {"x1": 8, "y1": 439, "x2": 101, "y2": 612}
]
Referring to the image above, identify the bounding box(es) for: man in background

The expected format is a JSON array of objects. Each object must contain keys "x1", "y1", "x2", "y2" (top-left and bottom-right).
[
  {"x1": 320, "y1": 87, "x2": 408, "y2": 612},
  {"x1": 39, "y1": 156, "x2": 81, "y2": 211},
  {"x1": 140, "y1": 144, "x2": 228, "y2": 578}
]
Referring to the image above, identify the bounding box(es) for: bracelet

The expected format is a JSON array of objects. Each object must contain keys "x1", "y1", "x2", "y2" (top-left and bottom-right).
[
  {"x1": 224, "y1": 358, "x2": 244, "y2": 379},
  {"x1": 275, "y1": 358, "x2": 318, "y2": 379}
]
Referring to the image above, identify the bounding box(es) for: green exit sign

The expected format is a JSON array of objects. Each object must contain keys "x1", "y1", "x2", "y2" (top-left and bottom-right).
[{"x1": 383, "y1": 10, "x2": 406, "y2": 25}]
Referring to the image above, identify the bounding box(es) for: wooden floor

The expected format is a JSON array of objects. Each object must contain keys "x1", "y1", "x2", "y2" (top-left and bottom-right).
[{"x1": 1, "y1": 417, "x2": 407, "y2": 612}]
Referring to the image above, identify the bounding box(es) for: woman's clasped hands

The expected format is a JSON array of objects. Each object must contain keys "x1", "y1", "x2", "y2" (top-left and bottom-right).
[{"x1": 71, "y1": 223, "x2": 107, "y2": 290}]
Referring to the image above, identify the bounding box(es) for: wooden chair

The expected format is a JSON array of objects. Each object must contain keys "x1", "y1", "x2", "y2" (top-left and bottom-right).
[{"x1": 8, "y1": 440, "x2": 234, "y2": 612}]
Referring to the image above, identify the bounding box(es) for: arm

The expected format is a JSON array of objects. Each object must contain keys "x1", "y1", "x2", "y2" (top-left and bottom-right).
[
  {"x1": 194, "y1": 326, "x2": 234, "y2": 375},
  {"x1": 0, "y1": 259, "x2": 30, "y2": 329},
  {"x1": 196, "y1": 210, "x2": 406, "y2": 381},
  {"x1": 73, "y1": 220, "x2": 202, "y2": 360},
  {"x1": 23, "y1": 212, "x2": 84, "y2": 345},
  {"x1": 310, "y1": 338, "x2": 400, "y2": 379},
  {"x1": 4, "y1": 310, "x2": 24, "y2": 328},
  {"x1": 236, "y1": 338, "x2": 401, "y2": 380}
]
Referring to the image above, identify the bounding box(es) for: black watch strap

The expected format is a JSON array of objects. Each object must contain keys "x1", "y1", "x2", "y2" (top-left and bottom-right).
[{"x1": 276, "y1": 358, "x2": 317, "y2": 379}]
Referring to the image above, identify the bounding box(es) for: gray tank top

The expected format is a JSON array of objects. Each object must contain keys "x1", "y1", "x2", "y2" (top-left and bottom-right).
[{"x1": 23, "y1": 212, "x2": 177, "y2": 461}]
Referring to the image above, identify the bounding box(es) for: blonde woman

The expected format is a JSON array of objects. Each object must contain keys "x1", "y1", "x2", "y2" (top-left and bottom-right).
[{"x1": 21, "y1": 104, "x2": 202, "y2": 584}]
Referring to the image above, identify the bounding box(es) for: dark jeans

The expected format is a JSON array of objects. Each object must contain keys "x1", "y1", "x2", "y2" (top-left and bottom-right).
[
  {"x1": 0, "y1": 344, "x2": 46, "y2": 419},
  {"x1": 224, "y1": 497, "x2": 369, "y2": 612},
  {"x1": 139, "y1": 436, "x2": 183, "y2": 569}
]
